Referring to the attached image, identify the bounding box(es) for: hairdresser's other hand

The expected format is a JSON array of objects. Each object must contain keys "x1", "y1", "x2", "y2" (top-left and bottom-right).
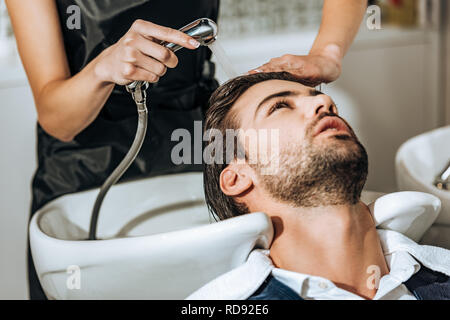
[
  {"x1": 247, "y1": 45, "x2": 342, "y2": 86},
  {"x1": 94, "y1": 19, "x2": 201, "y2": 86}
]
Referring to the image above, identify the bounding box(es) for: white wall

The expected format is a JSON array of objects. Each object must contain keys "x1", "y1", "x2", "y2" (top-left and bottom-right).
[{"x1": 0, "y1": 64, "x2": 36, "y2": 299}]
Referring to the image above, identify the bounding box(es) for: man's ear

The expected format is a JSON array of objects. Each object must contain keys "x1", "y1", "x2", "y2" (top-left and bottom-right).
[{"x1": 220, "y1": 164, "x2": 253, "y2": 196}]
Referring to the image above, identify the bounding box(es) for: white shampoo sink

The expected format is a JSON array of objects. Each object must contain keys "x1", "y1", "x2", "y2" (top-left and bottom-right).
[
  {"x1": 30, "y1": 172, "x2": 441, "y2": 299},
  {"x1": 396, "y1": 126, "x2": 450, "y2": 224},
  {"x1": 29, "y1": 172, "x2": 273, "y2": 300},
  {"x1": 396, "y1": 126, "x2": 450, "y2": 248}
]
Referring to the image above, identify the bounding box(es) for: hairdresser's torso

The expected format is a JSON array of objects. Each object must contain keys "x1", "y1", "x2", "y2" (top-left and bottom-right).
[{"x1": 31, "y1": 0, "x2": 219, "y2": 214}]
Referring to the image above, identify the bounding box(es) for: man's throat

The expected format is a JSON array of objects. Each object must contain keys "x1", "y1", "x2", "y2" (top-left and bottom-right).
[{"x1": 268, "y1": 203, "x2": 389, "y2": 299}]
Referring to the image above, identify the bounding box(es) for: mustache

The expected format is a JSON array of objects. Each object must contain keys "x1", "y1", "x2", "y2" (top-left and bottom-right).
[{"x1": 305, "y1": 112, "x2": 356, "y2": 139}]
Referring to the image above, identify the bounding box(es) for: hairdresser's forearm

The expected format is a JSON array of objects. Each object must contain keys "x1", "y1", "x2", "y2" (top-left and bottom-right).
[
  {"x1": 310, "y1": 0, "x2": 367, "y2": 60},
  {"x1": 36, "y1": 53, "x2": 115, "y2": 142}
]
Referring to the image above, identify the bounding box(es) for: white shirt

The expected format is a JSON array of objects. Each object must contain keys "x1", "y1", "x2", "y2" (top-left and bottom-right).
[
  {"x1": 187, "y1": 229, "x2": 450, "y2": 300},
  {"x1": 272, "y1": 250, "x2": 419, "y2": 300}
]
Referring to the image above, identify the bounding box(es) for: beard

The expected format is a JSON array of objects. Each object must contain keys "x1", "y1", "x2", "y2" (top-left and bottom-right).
[{"x1": 253, "y1": 115, "x2": 368, "y2": 207}]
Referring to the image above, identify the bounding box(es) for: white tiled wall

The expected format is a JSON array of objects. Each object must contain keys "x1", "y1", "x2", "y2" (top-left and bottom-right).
[{"x1": 218, "y1": 0, "x2": 323, "y2": 37}]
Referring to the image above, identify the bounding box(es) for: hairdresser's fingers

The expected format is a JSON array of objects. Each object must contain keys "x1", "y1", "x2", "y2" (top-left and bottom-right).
[
  {"x1": 120, "y1": 63, "x2": 161, "y2": 84},
  {"x1": 246, "y1": 66, "x2": 321, "y2": 87},
  {"x1": 122, "y1": 35, "x2": 176, "y2": 70},
  {"x1": 122, "y1": 49, "x2": 167, "y2": 77},
  {"x1": 121, "y1": 33, "x2": 179, "y2": 69},
  {"x1": 279, "y1": 55, "x2": 340, "y2": 84},
  {"x1": 248, "y1": 54, "x2": 300, "y2": 74},
  {"x1": 131, "y1": 19, "x2": 200, "y2": 50},
  {"x1": 247, "y1": 54, "x2": 340, "y2": 85},
  {"x1": 246, "y1": 64, "x2": 283, "y2": 75},
  {"x1": 249, "y1": 55, "x2": 307, "y2": 74}
]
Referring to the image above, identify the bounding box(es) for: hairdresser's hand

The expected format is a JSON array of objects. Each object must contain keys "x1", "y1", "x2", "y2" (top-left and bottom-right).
[
  {"x1": 94, "y1": 19, "x2": 201, "y2": 85},
  {"x1": 247, "y1": 45, "x2": 343, "y2": 86}
]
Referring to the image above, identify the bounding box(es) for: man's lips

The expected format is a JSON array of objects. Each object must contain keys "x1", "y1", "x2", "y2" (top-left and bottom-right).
[{"x1": 313, "y1": 116, "x2": 352, "y2": 137}]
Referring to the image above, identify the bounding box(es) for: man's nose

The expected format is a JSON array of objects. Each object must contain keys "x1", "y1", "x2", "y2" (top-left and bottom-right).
[{"x1": 306, "y1": 94, "x2": 336, "y2": 118}]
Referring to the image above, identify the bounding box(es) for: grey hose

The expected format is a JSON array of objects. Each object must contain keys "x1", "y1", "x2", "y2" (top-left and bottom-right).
[{"x1": 89, "y1": 100, "x2": 148, "y2": 240}]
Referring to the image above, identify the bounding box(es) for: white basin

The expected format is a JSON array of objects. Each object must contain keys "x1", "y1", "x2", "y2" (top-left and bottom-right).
[
  {"x1": 30, "y1": 172, "x2": 273, "y2": 300},
  {"x1": 396, "y1": 126, "x2": 450, "y2": 224},
  {"x1": 30, "y1": 171, "x2": 441, "y2": 300}
]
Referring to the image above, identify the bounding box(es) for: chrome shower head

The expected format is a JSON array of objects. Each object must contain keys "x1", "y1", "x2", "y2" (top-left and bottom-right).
[
  {"x1": 126, "y1": 18, "x2": 218, "y2": 97},
  {"x1": 162, "y1": 18, "x2": 218, "y2": 52}
]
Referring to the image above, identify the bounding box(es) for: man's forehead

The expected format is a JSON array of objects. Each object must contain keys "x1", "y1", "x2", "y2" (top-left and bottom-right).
[
  {"x1": 232, "y1": 79, "x2": 312, "y2": 116},
  {"x1": 235, "y1": 80, "x2": 310, "y2": 107}
]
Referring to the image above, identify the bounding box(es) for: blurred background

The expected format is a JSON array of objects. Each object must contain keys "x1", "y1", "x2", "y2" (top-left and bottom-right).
[{"x1": 1, "y1": 0, "x2": 449, "y2": 299}]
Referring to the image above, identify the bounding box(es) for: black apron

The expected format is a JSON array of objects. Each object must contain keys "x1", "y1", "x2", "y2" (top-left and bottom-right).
[{"x1": 28, "y1": 0, "x2": 219, "y2": 299}]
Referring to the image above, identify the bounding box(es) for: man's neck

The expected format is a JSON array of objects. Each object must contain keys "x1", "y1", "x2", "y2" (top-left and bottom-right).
[{"x1": 268, "y1": 201, "x2": 389, "y2": 299}]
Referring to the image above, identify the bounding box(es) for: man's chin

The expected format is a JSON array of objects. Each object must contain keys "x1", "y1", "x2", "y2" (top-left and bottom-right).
[{"x1": 313, "y1": 135, "x2": 363, "y2": 159}]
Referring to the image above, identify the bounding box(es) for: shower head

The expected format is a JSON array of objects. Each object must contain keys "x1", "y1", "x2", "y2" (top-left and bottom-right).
[
  {"x1": 162, "y1": 18, "x2": 218, "y2": 52},
  {"x1": 126, "y1": 18, "x2": 218, "y2": 97}
]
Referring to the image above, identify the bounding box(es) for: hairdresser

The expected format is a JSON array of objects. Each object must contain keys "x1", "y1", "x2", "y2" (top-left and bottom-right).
[{"x1": 6, "y1": 0, "x2": 366, "y2": 300}]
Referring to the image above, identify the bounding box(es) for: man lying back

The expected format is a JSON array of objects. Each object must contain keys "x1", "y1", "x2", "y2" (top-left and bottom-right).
[{"x1": 190, "y1": 72, "x2": 450, "y2": 300}]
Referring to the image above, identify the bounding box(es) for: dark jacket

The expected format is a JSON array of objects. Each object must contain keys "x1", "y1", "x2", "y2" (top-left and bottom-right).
[{"x1": 249, "y1": 265, "x2": 450, "y2": 300}]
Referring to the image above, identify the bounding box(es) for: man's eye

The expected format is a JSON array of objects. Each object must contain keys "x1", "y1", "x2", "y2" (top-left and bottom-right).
[{"x1": 268, "y1": 101, "x2": 290, "y2": 115}]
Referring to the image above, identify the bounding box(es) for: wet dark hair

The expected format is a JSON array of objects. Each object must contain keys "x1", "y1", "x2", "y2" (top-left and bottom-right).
[{"x1": 203, "y1": 72, "x2": 315, "y2": 221}]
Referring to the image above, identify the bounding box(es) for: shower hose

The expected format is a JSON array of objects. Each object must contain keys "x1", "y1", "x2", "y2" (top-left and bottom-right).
[{"x1": 88, "y1": 81, "x2": 149, "y2": 240}]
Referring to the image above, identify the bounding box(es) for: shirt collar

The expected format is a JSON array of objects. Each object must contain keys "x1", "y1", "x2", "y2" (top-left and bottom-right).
[{"x1": 385, "y1": 249, "x2": 420, "y2": 282}]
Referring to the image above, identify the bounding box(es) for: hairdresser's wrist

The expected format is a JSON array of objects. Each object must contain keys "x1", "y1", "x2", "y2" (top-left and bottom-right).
[
  {"x1": 92, "y1": 45, "x2": 117, "y2": 85},
  {"x1": 308, "y1": 43, "x2": 343, "y2": 83},
  {"x1": 309, "y1": 43, "x2": 343, "y2": 69}
]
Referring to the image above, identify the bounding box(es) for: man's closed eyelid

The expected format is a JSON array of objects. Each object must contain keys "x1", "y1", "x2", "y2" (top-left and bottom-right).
[{"x1": 267, "y1": 100, "x2": 292, "y2": 116}]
